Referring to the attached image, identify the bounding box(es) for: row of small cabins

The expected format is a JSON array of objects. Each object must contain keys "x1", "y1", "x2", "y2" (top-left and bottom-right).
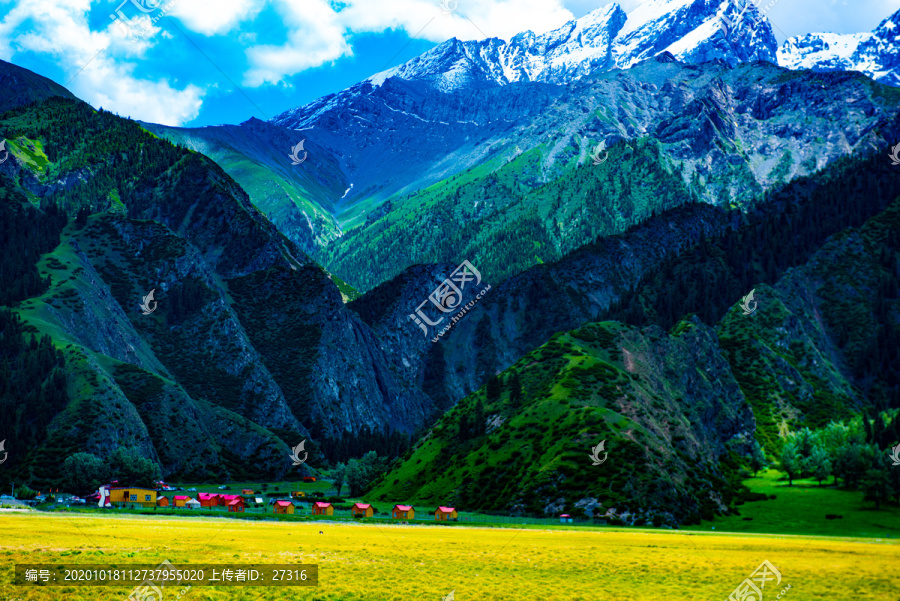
[{"x1": 96, "y1": 487, "x2": 458, "y2": 520}]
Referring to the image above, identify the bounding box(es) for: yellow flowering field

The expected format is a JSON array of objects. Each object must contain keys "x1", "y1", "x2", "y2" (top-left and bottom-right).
[{"x1": 0, "y1": 513, "x2": 896, "y2": 600}]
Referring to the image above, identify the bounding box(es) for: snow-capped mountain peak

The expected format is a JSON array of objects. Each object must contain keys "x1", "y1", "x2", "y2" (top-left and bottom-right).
[
  {"x1": 364, "y1": 0, "x2": 777, "y2": 92},
  {"x1": 366, "y1": 3, "x2": 628, "y2": 91},
  {"x1": 613, "y1": 0, "x2": 777, "y2": 68},
  {"x1": 778, "y1": 8, "x2": 900, "y2": 87}
]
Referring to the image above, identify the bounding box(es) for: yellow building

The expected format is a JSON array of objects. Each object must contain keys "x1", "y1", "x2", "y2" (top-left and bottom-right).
[
  {"x1": 109, "y1": 487, "x2": 157, "y2": 507},
  {"x1": 312, "y1": 502, "x2": 333, "y2": 516},
  {"x1": 392, "y1": 505, "x2": 415, "y2": 520},
  {"x1": 351, "y1": 503, "x2": 374, "y2": 517},
  {"x1": 434, "y1": 506, "x2": 458, "y2": 521}
]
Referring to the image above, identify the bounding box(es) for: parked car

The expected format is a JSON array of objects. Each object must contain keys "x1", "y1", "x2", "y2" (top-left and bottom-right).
[
  {"x1": 218, "y1": 485, "x2": 228, "y2": 490},
  {"x1": 70, "y1": 498, "x2": 86, "y2": 505},
  {"x1": 187, "y1": 487, "x2": 197, "y2": 492}
]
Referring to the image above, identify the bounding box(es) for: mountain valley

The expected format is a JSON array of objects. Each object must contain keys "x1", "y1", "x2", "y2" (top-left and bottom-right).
[{"x1": 1, "y1": 0, "x2": 899, "y2": 525}]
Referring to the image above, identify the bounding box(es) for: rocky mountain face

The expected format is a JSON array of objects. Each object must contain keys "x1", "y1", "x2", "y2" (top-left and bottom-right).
[
  {"x1": 351, "y1": 202, "x2": 736, "y2": 405},
  {"x1": 0, "y1": 65, "x2": 435, "y2": 485},
  {"x1": 270, "y1": 0, "x2": 778, "y2": 212},
  {"x1": 321, "y1": 59, "x2": 900, "y2": 291},
  {"x1": 778, "y1": 8, "x2": 900, "y2": 87},
  {"x1": 721, "y1": 198, "x2": 900, "y2": 450}
]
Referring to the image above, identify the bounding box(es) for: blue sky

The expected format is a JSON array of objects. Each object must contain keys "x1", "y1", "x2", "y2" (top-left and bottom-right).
[{"x1": 0, "y1": 0, "x2": 895, "y2": 127}]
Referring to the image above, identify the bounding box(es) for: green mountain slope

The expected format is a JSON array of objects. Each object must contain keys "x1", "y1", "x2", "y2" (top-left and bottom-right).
[
  {"x1": 142, "y1": 118, "x2": 347, "y2": 257},
  {"x1": 325, "y1": 138, "x2": 692, "y2": 291},
  {"x1": 0, "y1": 94, "x2": 430, "y2": 488},
  {"x1": 0, "y1": 59, "x2": 77, "y2": 113},
  {"x1": 718, "y1": 196, "x2": 900, "y2": 450},
  {"x1": 370, "y1": 191, "x2": 900, "y2": 525},
  {"x1": 320, "y1": 62, "x2": 900, "y2": 292},
  {"x1": 372, "y1": 318, "x2": 754, "y2": 526}
]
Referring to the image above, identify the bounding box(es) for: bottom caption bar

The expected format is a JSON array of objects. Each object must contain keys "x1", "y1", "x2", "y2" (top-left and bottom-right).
[{"x1": 15, "y1": 563, "x2": 318, "y2": 586}]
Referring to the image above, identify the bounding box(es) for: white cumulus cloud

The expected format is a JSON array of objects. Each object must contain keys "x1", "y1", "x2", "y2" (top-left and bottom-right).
[
  {"x1": 166, "y1": 0, "x2": 265, "y2": 37},
  {"x1": 339, "y1": 0, "x2": 575, "y2": 42},
  {"x1": 244, "y1": 0, "x2": 351, "y2": 87},
  {"x1": 0, "y1": 0, "x2": 203, "y2": 125}
]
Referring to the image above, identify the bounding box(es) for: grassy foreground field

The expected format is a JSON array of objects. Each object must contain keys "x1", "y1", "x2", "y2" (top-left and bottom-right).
[{"x1": 0, "y1": 513, "x2": 897, "y2": 601}]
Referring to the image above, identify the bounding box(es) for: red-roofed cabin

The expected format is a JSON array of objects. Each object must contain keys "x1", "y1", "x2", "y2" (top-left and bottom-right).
[
  {"x1": 197, "y1": 493, "x2": 219, "y2": 508},
  {"x1": 173, "y1": 496, "x2": 191, "y2": 508},
  {"x1": 274, "y1": 500, "x2": 294, "y2": 515},
  {"x1": 560, "y1": 514, "x2": 573, "y2": 523},
  {"x1": 392, "y1": 505, "x2": 415, "y2": 520},
  {"x1": 312, "y1": 502, "x2": 333, "y2": 516},
  {"x1": 228, "y1": 498, "x2": 245, "y2": 513},
  {"x1": 303, "y1": 476, "x2": 316, "y2": 482},
  {"x1": 434, "y1": 506, "x2": 458, "y2": 521},
  {"x1": 351, "y1": 503, "x2": 374, "y2": 518},
  {"x1": 218, "y1": 494, "x2": 240, "y2": 506},
  {"x1": 157, "y1": 496, "x2": 170, "y2": 507}
]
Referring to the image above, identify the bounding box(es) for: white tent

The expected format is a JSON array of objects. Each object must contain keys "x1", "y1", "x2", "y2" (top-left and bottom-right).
[{"x1": 185, "y1": 499, "x2": 201, "y2": 509}]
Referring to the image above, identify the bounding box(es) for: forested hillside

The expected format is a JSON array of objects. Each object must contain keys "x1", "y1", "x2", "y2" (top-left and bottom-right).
[
  {"x1": 0, "y1": 91, "x2": 432, "y2": 488},
  {"x1": 371, "y1": 119, "x2": 900, "y2": 411},
  {"x1": 373, "y1": 194, "x2": 900, "y2": 524}
]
